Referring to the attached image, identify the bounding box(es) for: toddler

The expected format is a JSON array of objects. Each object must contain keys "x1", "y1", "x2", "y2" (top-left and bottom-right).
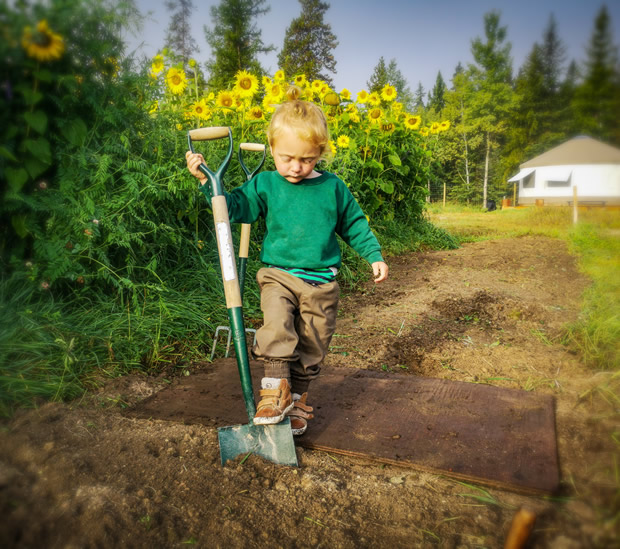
[{"x1": 186, "y1": 86, "x2": 388, "y2": 435}]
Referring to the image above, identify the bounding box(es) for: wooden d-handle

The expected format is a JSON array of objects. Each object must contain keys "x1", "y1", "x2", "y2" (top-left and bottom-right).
[
  {"x1": 188, "y1": 127, "x2": 230, "y2": 141},
  {"x1": 240, "y1": 143, "x2": 266, "y2": 152}
]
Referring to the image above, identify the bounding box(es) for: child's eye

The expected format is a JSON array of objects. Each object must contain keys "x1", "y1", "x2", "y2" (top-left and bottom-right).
[{"x1": 303, "y1": 158, "x2": 316, "y2": 164}]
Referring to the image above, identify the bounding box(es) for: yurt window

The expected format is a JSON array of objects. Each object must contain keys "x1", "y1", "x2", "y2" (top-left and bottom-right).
[{"x1": 522, "y1": 172, "x2": 535, "y2": 188}]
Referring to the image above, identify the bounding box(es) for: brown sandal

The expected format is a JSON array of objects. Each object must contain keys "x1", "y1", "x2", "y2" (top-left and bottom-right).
[{"x1": 288, "y1": 393, "x2": 314, "y2": 435}]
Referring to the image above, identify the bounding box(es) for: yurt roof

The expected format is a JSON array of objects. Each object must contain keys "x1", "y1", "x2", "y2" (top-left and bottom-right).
[{"x1": 521, "y1": 136, "x2": 620, "y2": 168}]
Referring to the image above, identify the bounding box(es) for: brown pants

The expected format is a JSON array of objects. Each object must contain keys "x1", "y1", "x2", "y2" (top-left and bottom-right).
[{"x1": 252, "y1": 268, "x2": 340, "y2": 394}]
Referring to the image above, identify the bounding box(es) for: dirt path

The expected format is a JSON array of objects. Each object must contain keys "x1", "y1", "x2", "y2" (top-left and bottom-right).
[{"x1": 1, "y1": 236, "x2": 618, "y2": 548}]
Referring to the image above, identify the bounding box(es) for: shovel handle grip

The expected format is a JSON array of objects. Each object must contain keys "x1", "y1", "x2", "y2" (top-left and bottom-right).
[
  {"x1": 189, "y1": 126, "x2": 230, "y2": 141},
  {"x1": 240, "y1": 142, "x2": 266, "y2": 152},
  {"x1": 239, "y1": 224, "x2": 251, "y2": 259},
  {"x1": 212, "y1": 196, "x2": 242, "y2": 309}
]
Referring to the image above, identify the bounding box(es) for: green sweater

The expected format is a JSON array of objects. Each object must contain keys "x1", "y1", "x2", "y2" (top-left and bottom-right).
[{"x1": 221, "y1": 170, "x2": 383, "y2": 269}]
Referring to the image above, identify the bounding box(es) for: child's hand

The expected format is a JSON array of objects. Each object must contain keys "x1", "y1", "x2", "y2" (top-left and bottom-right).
[
  {"x1": 372, "y1": 261, "x2": 389, "y2": 283},
  {"x1": 185, "y1": 151, "x2": 208, "y2": 185}
]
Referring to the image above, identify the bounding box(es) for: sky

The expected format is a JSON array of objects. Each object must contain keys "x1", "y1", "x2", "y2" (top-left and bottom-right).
[{"x1": 126, "y1": 0, "x2": 620, "y2": 97}]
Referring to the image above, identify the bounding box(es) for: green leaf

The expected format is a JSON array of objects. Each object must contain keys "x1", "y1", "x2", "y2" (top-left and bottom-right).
[
  {"x1": 365, "y1": 158, "x2": 384, "y2": 171},
  {"x1": 15, "y1": 84, "x2": 44, "y2": 106},
  {"x1": 23, "y1": 138, "x2": 52, "y2": 164},
  {"x1": 387, "y1": 154, "x2": 402, "y2": 167},
  {"x1": 379, "y1": 180, "x2": 395, "y2": 194},
  {"x1": 35, "y1": 69, "x2": 53, "y2": 83},
  {"x1": 24, "y1": 157, "x2": 49, "y2": 179},
  {"x1": 0, "y1": 146, "x2": 18, "y2": 163},
  {"x1": 6, "y1": 167, "x2": 29, "y2": 191},
  {"x1": 60, "y1": 118, "x2": 88, "y2": 147},
  {"x1": 24, "y1": 111, "x2": 48, "y2": 134},
  {"x1": 11, "y1": 215, "x2": 29, "y2": 238}
]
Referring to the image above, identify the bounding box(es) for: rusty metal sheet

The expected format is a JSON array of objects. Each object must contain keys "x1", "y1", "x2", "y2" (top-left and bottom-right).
[{"x1": 126, "y1": 360, "x2": 559, "y2": 495}]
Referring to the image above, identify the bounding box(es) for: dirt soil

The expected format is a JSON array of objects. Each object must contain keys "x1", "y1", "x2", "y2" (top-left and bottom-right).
[{"x1": 1, "y1": 236, "x2": 618, "y2": 548}]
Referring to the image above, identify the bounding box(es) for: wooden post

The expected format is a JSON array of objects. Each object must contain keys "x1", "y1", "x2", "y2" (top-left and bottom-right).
[
  {"x1": 443, "y1": 182, "x2": 446, "y2": 208},
  {"x1": 513, "y1": 183, "x2": 517, "y2": 206},
  {"x1": 573, "y1": 185, "x2": 578, "y2": 225}
]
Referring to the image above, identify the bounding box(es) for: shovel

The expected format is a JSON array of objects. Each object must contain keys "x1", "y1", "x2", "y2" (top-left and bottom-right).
[
  {"x1": 188, "y1": 126, "x2": 297, "y2": 467},
  {"x1": 209, "y1": 142, "x2": 266, "y2": 359}
]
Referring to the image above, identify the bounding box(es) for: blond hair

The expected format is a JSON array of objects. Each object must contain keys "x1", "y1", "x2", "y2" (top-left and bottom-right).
[{"x1": 267, "y1": 85, "x2": 331, "y2": 160}]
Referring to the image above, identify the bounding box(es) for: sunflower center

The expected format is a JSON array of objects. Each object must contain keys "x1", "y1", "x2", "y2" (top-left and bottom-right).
[
  {"x1": 34, "y1": 31, "x2": 53, "y2": 47},
  {"x1": 240, "y1": 78, "x2": 252, "y2": 90},
  {"x1": 222, "y1": 98, "x2": 232, "y2": 107},
  {"x1": 172, "y1": 75, "x2": 181, "y2": 85}
]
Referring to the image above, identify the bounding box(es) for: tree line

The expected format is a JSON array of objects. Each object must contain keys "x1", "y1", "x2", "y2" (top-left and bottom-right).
[{"x1": 162, "y1": 0, "x2": 620, "y2": 206}]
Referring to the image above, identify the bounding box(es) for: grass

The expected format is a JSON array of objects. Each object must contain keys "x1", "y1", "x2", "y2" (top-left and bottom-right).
[{"x1": 429, "y1": 203, "x2": 620, "y2": 371}]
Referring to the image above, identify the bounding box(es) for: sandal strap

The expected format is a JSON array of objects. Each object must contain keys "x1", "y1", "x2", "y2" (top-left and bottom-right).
[{"x1": 289, "y1": 401, "x2": 314, "y2": 420}]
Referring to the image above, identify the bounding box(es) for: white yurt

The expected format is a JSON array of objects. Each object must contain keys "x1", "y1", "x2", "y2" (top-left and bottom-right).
[{"x1": 508, "y1": 136, "x2": 620, "y2": 206}]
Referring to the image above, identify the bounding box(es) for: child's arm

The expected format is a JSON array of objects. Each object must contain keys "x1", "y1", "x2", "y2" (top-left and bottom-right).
[
  {"x1": 372, "y1": 261, "x2": 389, "y2": 283},
  {"x1": 186, "y1": 151, "x2": 208, "y2": 186}
]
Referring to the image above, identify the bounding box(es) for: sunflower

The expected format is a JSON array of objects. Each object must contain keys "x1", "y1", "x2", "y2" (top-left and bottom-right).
[
  {"x1": 294, "y1": 74, "x2": 307, "y2": 88},
  {"x1": 311, "y1": 79, "x2": 325, "y2": 95},
  {"x1": 419, "y1": 127, "x2": 430, "y2": 137},
  {"x1": 345, "y1": 105, "x2": 360, "y2": 123},
  {"x1": 336, "y1": 135, "x2": 350, "y2": 149},
  {"x1": 368, "y1": 107, "x2": 383, "y2": 124},
  {"x1": 266, "y1": 82, "x2": 285, "y2": 101},
  {"x1": 216, "y1": 90, "x2": 236, "y2": 109},
  {"x1": 381, "y1": 84, "x2": 397, "y2": 102},
  {"x1": 150, "y1": 54, "x2": 164, "y2": 76},
  {"x1": 21, "y1": 19, "x2": 65, "y2": 62},
  {"x1": 323, "y1": 92, "x2": 340, "y2": 106},
  {"x1": 380, "y1": 121, "x2": 396, "y2": 135},
  {"x1": 367, "y1": 92, "x2": 381, "y2": 106},
  {"x1": 340, "y1": 88, "x2": 351, "y2": 101},
  {"x1": 262, "y1": 95, "x2": 278, "y2": 113},
  {"x1": 356, "y1": 90, "x2": 369, "y2": 103},
  {"x1": 392, "y1": 101, "x2": 404, "y2": 114},
  {"x1": 328, "y1": 140, "x2": 337, "y2": 156},
  {"x1": 274, "y1": 70, "x2": 286, "y2": 82},
  {"x1": 262, "y1": 75, "x2": 272, "y2": 88},
  {"x1": 149, "y1": 100, "x2": 159, "y2": 114},
  {"x1": 430, "y1": 121, "x2": 441, "y2": 134},
  {"x1": 440, "y1": 120, "x2": 451, "y2": 131},
  {"x1": 190, "y1": 99, "x2": 212, "y2": 121},
  {"x1": 245, "y1": 106, "x2": 265, "y2": 121},
  {"x1": 166, "y1": 67, "x2": 187, "y2": 95},
  {"x1": 234, "y1": 70, "x2": 259, "y2": 98},
  {"x1": 403, "y1": 114, "x2": 421, "y2": 130}
]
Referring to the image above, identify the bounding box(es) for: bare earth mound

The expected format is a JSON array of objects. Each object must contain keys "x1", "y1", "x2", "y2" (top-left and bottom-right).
[{"x1": 1, "y1": 236, "x2": 617, "y2": 548}]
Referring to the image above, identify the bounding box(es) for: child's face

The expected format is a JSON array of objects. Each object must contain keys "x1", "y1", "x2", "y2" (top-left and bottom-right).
[{"x1": 270, "y1": 127, "x2": 321, "y2": 184}]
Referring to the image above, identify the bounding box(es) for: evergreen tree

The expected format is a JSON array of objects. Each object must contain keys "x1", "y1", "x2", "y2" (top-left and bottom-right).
[
  {"x1": 164, "y1": 0, "x2": 200, "y2": 69},
  {"x1": 541, "y1": 14, "x2": 566, "y2": 94},
  {"x1": 413, "y1": 82, "x2": 425, "y2": 111},
  {"x1": 386, "y1": 59, "x2": 414, "y2": 109},
  {"x1": 367, "y1": 56, "x2": 389, "y2": 92},
  {"x1": 428, "y1": 71, "x2": 447, "y2": 112},
  {"x1": 468, "y1": 11, "x2": 516, "y2": 207},
  {"x1": 204, "y1": 0, "x2": 274, "y2": 89},
  {"x1": 277, "y1": 0, "x2": 338, "y2": 85},
  {"x1": 367, "y1": 57, "x2": 413, "y2": 107},
  {"x1": 502, "y1": 15, "x2": 569, "y2": 179},
  {"x1": 573, "y1": 5, "x2": 620, "y2": 144}
]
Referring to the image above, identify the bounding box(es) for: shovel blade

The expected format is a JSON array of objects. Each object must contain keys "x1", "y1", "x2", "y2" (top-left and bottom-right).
[{"x1": 218, "y1": 418, "x2": 298, "y2": 467}]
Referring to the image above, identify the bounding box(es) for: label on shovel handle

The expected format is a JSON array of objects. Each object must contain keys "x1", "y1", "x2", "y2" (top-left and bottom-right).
[{"x1": 216, "y1": 222, "x2": 236, "y2": 281}]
